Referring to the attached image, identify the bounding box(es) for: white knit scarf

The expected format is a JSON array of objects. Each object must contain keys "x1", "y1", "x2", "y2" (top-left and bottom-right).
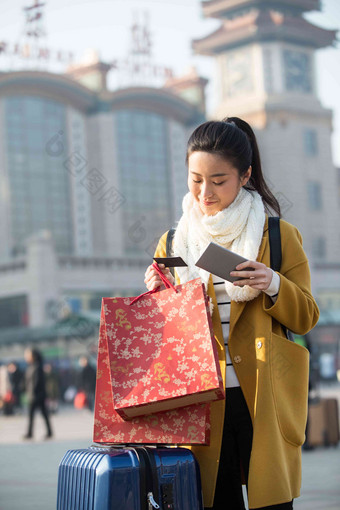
[{"x1": 173, "y1": 188, "x2": 266, "y2": 302}]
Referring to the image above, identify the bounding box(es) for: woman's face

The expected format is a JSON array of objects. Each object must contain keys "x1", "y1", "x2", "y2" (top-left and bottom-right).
[
  {"x1": 24, "y1": 349, "x2": 33, "y2": 364},
  {"x1": 188, "y1": 151, "x2": 251, "y2": 216}
]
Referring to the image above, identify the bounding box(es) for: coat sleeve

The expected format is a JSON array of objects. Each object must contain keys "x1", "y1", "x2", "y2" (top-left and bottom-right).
[
  {"x1": 262, "y1": 220, "x2": 319, "y2": 335},
  {"x1": 153, "y1": 231, "x2": 180, "y2": 285},
  {"x1": 153, "y1": 231, "x2": 169, "y2": 258}
]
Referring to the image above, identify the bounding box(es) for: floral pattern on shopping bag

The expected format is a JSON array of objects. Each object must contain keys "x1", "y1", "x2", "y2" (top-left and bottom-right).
[
  {"x1": 93, "y1": 313, "x2": 210, "y2": 445},
  {"x1": 101, "y1": 277, "x2": 224, "y2": 419}
]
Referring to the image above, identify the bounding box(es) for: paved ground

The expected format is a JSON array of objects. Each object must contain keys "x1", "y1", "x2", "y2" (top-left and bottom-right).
[
  {"x1": 0, "y1": 406, "x2": 93, "y2": 510},
  {"x1": 0, "y1": 384, "x2": 339, "y2": 510}
]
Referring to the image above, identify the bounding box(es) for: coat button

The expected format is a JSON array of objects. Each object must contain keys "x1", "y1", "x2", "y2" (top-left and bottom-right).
[
  {"x1": 234, "y1": 355, "x2": 242, "y2": 364},
  {"x1": 257, "y1": 341, "x2": 263, "y2": 349}
]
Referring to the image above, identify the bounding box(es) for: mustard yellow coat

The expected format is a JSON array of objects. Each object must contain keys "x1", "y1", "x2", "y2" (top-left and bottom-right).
[{"x1": 154, "y1": 216, "x2": 319, "y2": 509}]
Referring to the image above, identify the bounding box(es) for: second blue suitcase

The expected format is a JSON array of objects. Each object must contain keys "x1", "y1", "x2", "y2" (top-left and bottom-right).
[{"x1": 57, "y1": 445, "x2": 204, "y2": 510}]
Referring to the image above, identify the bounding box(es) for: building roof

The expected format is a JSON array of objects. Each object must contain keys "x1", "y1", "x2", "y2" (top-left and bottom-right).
[
  {"x1": 164, "y1": 67, "x2": 209, "y2": 91},
  {"x1": 201, "y1": 0, "x2": 322, "y2": 19},
  {"x1": 0, "y1": 314, "x2": 99, "y2": 346},
  {"x1": 193, "y1": 8, "x2": 337, "y2": 54},
  {"x1": 0, "y1": 70, "x2": 97, "y2": 112},
  {"x1": 104, "y1": 86, "x2": 204, "y2": 125},
  {"x1": 0, "y1": 70, "x2": 204, "y2": 124}
]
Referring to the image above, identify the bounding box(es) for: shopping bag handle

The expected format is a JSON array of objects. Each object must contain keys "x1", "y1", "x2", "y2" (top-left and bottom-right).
[{"x1": 129, "y1": 262, "x2": 177, "y2": 305}]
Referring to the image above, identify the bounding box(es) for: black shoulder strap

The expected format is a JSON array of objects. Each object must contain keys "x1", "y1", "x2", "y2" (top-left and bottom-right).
[
  {"x1": 268, "y1": 217, "x2": 294, "y2": 340},
  {"x1": 166, "y1": 228, "x2": 176, "y2": 278},
  {"x1": 268, "y1": 217, "x2": 282, "y2": 272},
  {"x1": 166, "y1": 228, "x2": 176, "y2": 258}
]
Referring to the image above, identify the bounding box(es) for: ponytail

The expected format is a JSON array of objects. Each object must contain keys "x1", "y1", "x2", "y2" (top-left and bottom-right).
[{"x1": 223, "y1": 117, "x2": 281, "y2": 217}]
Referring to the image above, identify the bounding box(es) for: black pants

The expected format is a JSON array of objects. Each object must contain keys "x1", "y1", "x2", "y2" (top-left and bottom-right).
[
  {"x1": 27, "y1": 398, "x2": 52, "y2": 437},
  {"x1": 206, "y1": 387, "x2": 293, "y2": 510}
]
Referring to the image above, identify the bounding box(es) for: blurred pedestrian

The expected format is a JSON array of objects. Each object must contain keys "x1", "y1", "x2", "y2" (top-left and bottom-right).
[
  {"x1": 77, "y1": 356, "x2": 96, "y2": 411},
  {"x1": 0, "y1": 364, "x2": 13, "y2": 415},
  {"x1": 23, "y1": 348, "x2": 53, "y2": 440},
  {"x1": 7, "y1": 361, "x2": 24, "y2": 412},
  {"x1": 44, "y1": 363, "x2": 60, "y2": 414}
]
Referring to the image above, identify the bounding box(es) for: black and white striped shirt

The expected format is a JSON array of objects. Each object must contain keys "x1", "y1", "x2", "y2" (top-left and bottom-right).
[{"x1": 212, "y1": 274, "x2": 240, "y2": 388}]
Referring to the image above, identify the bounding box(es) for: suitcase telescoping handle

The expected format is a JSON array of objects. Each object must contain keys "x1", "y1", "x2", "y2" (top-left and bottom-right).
[
  {"x1": 130, "y1": 262, "x2": 177, "y2": 306},
  {"x1": 147, "y1": 492, "x2": 160, "y2": 509}
]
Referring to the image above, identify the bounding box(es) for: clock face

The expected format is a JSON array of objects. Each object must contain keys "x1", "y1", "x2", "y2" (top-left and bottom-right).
[
  {"x1": 283, "y1": 49, "x2": 312, "y2": 92},
  {"x1": 225, "y1": 50, "x2": 253, "y2": 96}
]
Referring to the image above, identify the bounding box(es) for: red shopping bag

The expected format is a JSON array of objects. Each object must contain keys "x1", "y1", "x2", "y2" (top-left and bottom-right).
[
  {"x1": 93, "y1": 311, "x2": 210, "y2": 445},
  {"x1": 99, "y1": 263, "x2": 224, "y2": 420},
  {"x1": 74, "y1": 391, "x2": 88, "y2": 409},
  {"x1": 3, "y1": 391, "x2": 15, "y2": 404}
]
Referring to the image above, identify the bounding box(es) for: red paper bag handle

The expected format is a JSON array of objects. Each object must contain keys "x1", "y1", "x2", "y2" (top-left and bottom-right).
[
  {"x1": 152, "y1": 262, "x2": 177, "y2": 290},
  {"x1": 130, "y1": 262, "x2": 176, "y2": 305}
]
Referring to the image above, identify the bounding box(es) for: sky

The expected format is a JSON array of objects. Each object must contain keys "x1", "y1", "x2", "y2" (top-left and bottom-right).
[{"x1": 1, "y1": 0, "x2": 340, "y2": 165}]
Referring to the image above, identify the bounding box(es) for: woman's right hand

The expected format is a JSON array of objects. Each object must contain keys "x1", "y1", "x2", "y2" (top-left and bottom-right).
[{"x1": 144, "y1": 264, "x2": 175, "y2": 291}]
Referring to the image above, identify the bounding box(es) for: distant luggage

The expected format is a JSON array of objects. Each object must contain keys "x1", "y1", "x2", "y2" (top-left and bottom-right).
[
  {"x1": 307, "y1": 400, "x2": 325, "y2": 446},
  {"x1": 323, "y1": 398, "x2": 340, "y2": 446},
  {"x1": 57, "y1": 445, "x2": 204, "y2": 510},
  {"x1": 307, "y1": 398, "x2": 339, "y2": 447}
]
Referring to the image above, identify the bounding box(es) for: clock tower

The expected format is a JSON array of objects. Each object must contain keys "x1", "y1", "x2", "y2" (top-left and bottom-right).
[{"x1": 193, "y1": 0, "x2": 340, "y2": 274}]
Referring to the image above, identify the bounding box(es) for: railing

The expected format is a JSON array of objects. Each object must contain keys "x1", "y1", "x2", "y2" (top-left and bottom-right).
[
  {"x1": 0, "y1": 255, "x2": 150, "y2": 273},
  {"x1": 0, "y1": 259, "x2": 26, "y2": 273},
  {"x1": 58, "y1": 256, "x2": 150, "y2": 270}
]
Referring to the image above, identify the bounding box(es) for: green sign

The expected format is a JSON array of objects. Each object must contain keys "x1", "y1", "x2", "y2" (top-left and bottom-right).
[{"x1": 41, "y1": 346, "x2": 66, "y2": 358}]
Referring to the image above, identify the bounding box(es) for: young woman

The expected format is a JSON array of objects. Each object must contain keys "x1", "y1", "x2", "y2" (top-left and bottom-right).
[{"x1": 144, "y1": 118, "x2": 319, "y2": 510}]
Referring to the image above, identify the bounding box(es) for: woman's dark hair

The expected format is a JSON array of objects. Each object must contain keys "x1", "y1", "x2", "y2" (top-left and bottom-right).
[
  {"x1": 186, "y1": 117, "x2": 281, "y2": 216},
  {"x1": 31, "y1": 348, "x2": 43, "y2": 365}
]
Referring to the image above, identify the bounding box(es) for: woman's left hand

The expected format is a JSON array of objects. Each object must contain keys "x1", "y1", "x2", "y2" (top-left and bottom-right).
[{"x1": 230, "y1": 260, "x2": 273, "y2": 291}]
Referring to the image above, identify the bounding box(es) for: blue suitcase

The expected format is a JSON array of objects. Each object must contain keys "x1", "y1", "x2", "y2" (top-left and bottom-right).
[{"x1": 57, "y1": 445, "x2": 204, "y2": 510}]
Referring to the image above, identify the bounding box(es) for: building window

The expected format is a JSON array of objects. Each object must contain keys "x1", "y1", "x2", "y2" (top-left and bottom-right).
[
  {"x1": 304, "y1": 129, "x2": 318, "y2": 156},
  {"x1": 283, "y1": 49, "x2": 312, "y2": 92},
  {"x1": 307, "y1": 181, "x2": 322, "y2": 211},
  {"x1": 312, "y1": 237, "x2": 326, "y2": 260},
  {"x1": 5, "y1": 96, "x2": 72, "y2": 254},
  {"x1": 0, "y1": 295, "x2": 28, "y2": 328},
  {"x1": 64, "y1": 290, "x2": 113, "y2": 312},
  {"x1": 115, "y1": 110, "x2": 173, "y2": 257},
  {"x1": 263, "y1": 48, "x2": 273, "y2": 94}
]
